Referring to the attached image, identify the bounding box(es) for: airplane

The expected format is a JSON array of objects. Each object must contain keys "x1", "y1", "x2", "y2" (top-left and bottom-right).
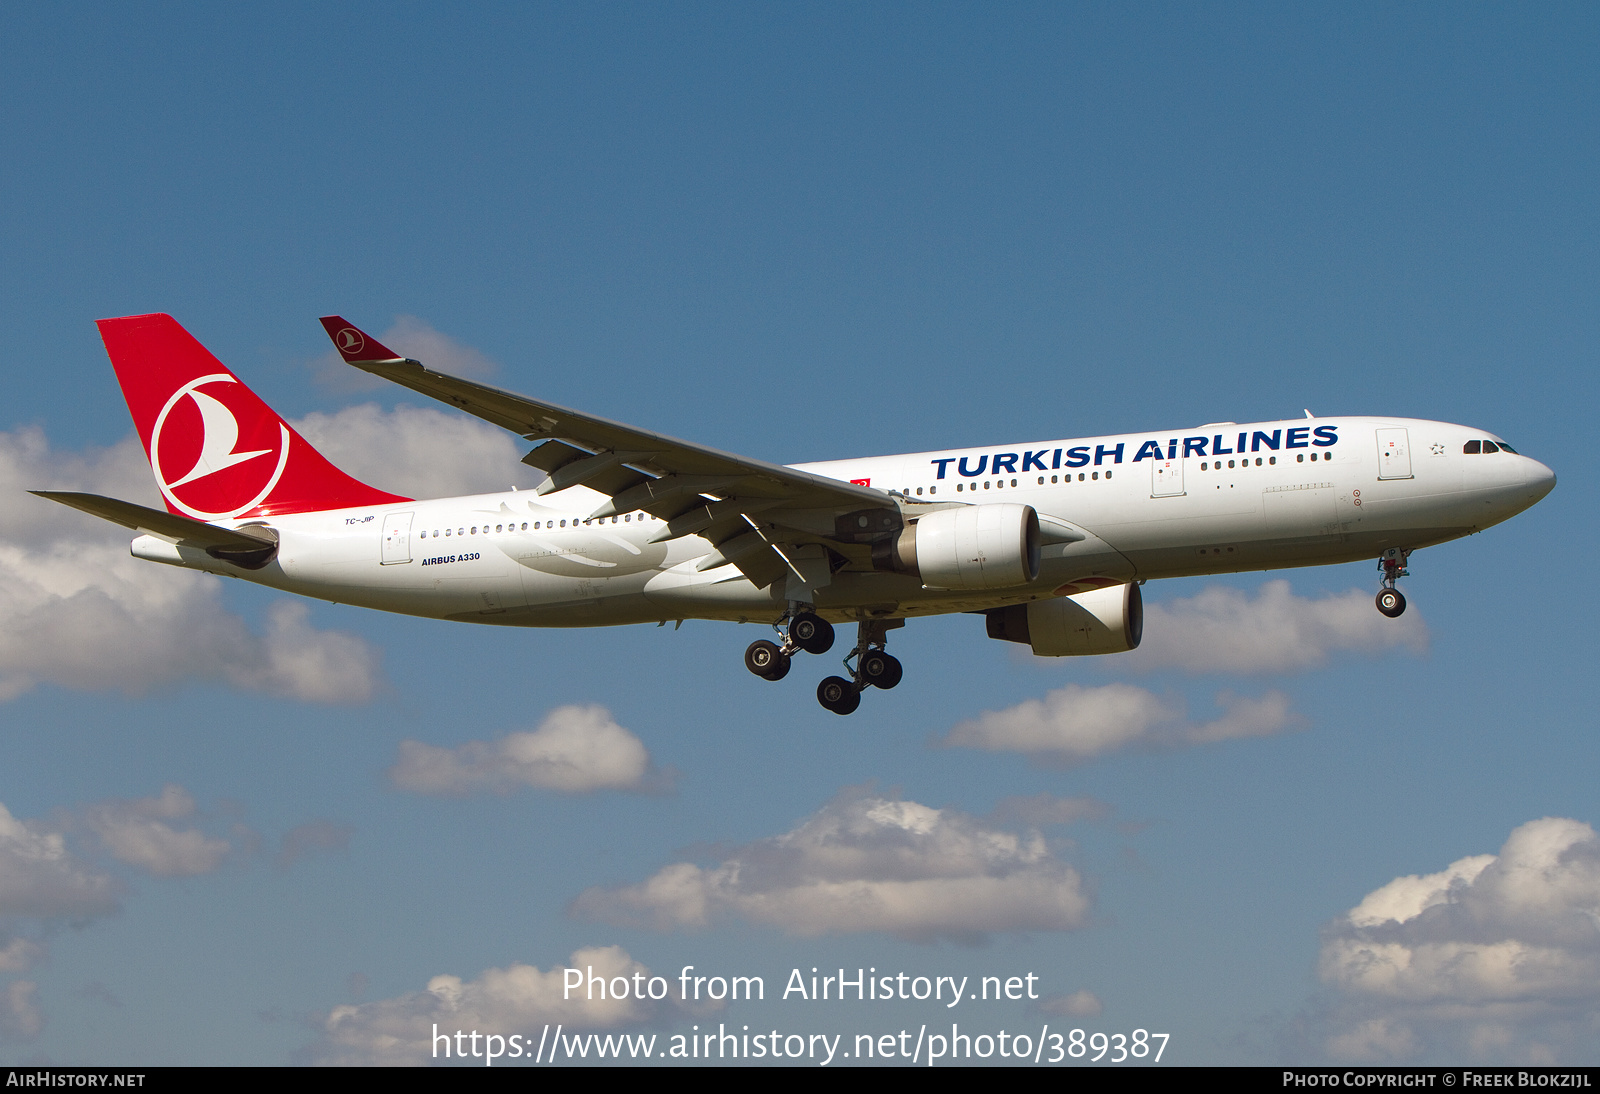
[{"x1": 35, "y1": 313, "x2": 1556, "y2": 715}]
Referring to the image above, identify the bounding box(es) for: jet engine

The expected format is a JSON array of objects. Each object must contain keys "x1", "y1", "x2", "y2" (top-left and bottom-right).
[
  {"x1": 984, "y1": 582, "x2": 1143, "y2": 656},
  {"x1": 874, "y1": 503, "x2": 1040, "y2": 590}
]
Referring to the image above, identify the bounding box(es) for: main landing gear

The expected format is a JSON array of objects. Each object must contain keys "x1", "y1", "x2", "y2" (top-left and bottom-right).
[
  {"x1": 744, "y1": 608, "x2": 835, "y2": 683},
  {"x1": 743, "y1": 612, "x2": 904, "y2": 716},
  {"x1": 817, "y1": 620, "x2": 904, "y2": 717},
  {"x1": 1375, "y1": 547, "x2": 1412, "y2": 618}
]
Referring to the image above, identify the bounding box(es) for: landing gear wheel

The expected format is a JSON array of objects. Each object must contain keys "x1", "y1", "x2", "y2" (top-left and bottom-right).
[
  {"x1": 745, "y1": 640, "x2": 788, "y2": 679},
  {"x1": 1376, "y1": 589, "x2": 1407, "y2": 618},
  {"x1": 790, "y1": 612, "x2": 835, "y2": 655},
  {"x1": 858, "y1": 651, "x2": 903, "y2": 690},
  {"x1": 817, "y1": 676, "x2": 861, "y2": 715}
]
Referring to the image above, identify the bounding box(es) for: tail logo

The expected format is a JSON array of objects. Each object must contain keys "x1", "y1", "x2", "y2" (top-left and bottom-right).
[
  {"x1": 334, "y1": 328, "x2": 365, "y2": 356},
  {"x1": 150, "y1": 374, "x2": 290, "y2": 520}
]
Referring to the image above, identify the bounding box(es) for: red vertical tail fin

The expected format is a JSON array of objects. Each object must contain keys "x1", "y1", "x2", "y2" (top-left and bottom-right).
[{"x1": 97, "y1": 314, "x2": 410, "y2": 519}]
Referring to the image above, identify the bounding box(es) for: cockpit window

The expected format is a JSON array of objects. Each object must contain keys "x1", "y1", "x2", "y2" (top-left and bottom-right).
[
  {"x1": 1463, "y1": 440, "x2": 1481, "y2": 454},
  {"x1": 1496, "y1": 441, "x2": 1517, "y2": 454}
]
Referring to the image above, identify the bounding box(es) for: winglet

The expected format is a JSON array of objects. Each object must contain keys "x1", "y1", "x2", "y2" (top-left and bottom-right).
[{"x1": 318, "y1": 316, "x2": 405, "y2": 363}]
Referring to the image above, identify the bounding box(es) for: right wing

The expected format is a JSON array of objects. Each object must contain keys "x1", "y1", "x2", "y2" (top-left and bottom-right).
[{"x1": 319, "y1": 316, "x2": 913, "y2": 593}]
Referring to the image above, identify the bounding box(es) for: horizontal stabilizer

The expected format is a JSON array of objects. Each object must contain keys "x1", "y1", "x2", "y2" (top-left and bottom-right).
[{"x1": 32, "y1": 491, "x2": 280, "y2": 568}]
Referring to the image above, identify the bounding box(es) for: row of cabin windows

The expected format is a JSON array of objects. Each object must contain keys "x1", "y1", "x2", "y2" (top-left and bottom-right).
[
  {"x1": 901, "y1": 452, "x2": 1335, "y2": 495},
  {"x1": 1464, "y1": 440, "x2": 1516, "y2": 454},
  {"x1": 1200, "y1": 452, "x2": 1331, "y2": 470},
  {"x1": 417, "y1": 513, "x2": 655, "y2": 539},
  {"x1": 906, "y1": 471, "x2": 1114, "y2": 495}
]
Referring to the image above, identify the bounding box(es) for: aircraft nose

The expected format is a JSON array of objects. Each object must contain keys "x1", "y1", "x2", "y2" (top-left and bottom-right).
[{"x1": 1525, "y1": 457, "x2": 1556, "y2": 501}]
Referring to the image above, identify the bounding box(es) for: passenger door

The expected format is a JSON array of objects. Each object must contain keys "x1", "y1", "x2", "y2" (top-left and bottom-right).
[
  {"x1": 1376, "y1": 428, "x2": 1413, "y2": 480},
  {"x1": 380, "y1": 511, "x2": 414, "y2": 564}
]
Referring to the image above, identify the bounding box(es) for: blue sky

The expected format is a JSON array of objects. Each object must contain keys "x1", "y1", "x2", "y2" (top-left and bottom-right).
[{"x1": 0, "y1": 2, "x2": 1595, "y2": 1065}]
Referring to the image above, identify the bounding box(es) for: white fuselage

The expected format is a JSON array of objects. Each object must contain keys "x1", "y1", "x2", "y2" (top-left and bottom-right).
[{"x1": 134, "y1": 416, "x2": 1554, "y2": 628}]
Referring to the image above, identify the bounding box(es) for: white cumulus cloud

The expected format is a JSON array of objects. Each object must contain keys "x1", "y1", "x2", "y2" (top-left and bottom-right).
[
  {"x1": 389, "y1": 705, "x2": 658, "y2": 795},
  {"x1": 1123, "y1": 580, "x2": 1429, "y2": 674},
  {"x1": 0, "y1": 802, "x2": 120, "y2": 921},
  {"x1": 939, "y1": 683, "x2": 1298, "y2": 765},
  {"x1": 0, "y1": 798, "x2": 122, "y2": 1040},
  {"x1": 1, "y1": 426, "x2": 380, "y2": 703},
  {"x1": 291, "y1": 403, "x2": 541, "y2": 500},
  {"x1": 572, "y1": 786, "x2": 1091, "y2": 942},
  {"x1": 1317, "y1": 817, "x2": 1600, "y2": 1064},
  {"x1": 308, "y1": 945, "x2": 678, "y2": 1066},
  {"x1": 83, "y1": 785, "x2": 230, "y2": 878}
]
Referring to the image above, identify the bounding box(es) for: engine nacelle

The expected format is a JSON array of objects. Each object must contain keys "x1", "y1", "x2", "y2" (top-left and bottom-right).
[
  {"x1": 985, "y1": 582, "x2": 1143, "y2": 656},
  {"x1": 876, "y1": 503, "x2": 1041, "y2": 590}
]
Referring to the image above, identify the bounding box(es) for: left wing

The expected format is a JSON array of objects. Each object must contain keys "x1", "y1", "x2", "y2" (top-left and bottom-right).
[{"x1": 318, "y1": 316, "x2": 913, "y2": 594}]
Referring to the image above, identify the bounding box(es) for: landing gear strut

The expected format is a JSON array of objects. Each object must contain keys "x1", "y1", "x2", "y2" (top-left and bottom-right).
[
  {"x1": 1376, "y1": 548, "x2": 1411, "y2": 618},
  {"x1": 744, "y1": 605, "x2": 835, "y2": 682},
  {"x1": 817, "y1": 619, "x2": 904, "y2": 716}
]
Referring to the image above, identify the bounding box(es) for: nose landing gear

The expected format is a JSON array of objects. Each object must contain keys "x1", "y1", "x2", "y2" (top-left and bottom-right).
[{"x1": 1376, "y1": 548, "x2": 1411, "y2": 618}]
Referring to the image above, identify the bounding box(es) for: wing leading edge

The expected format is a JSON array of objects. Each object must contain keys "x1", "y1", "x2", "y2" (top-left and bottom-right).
[{"x1": 317, "y1": 316, "x2": 911, "y2": 595}]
